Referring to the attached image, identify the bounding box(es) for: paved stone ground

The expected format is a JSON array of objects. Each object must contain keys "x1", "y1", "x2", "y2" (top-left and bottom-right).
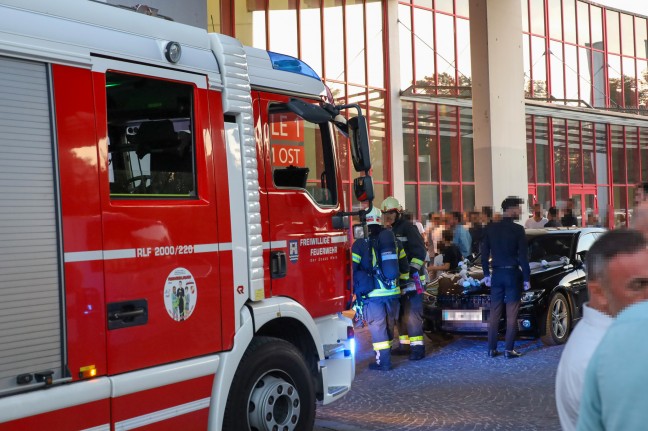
[{"x1": 314, "y1": 325, "x2": 564, "y2": 431}]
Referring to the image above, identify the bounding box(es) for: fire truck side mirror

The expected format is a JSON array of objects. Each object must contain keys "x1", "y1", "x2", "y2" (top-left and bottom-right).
[
  {"x1": 348, "y1": 115, "x2": 371, "y2": 172},
  {"x1": 353, "y1": 175, "x2": 373, "y2": 203}
]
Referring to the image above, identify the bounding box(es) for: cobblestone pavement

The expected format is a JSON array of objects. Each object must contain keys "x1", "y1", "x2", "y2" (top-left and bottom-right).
[{"x1": 314, "y1": 325, "x2": 564, "y2": 431}]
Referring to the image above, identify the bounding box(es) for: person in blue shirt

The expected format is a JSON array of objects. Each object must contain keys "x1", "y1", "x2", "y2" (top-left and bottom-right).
[
  {"x1": 481, "y1": 196, "x2": 530, "y2": 359},
  {"x1": 449, "y1": 211, "x2": 471, "y2": 259}
]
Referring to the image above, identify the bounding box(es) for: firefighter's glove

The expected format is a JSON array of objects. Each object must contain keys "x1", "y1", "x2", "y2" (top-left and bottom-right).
[
  {"x1": 523, "y1": 281, "x2": 531, "y2": 291},
  {"x1": 481, "y1": 276, "x2": 491, "y2": 287}
]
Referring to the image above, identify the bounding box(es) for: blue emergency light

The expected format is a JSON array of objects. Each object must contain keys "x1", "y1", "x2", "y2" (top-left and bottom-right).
[{"x1": 267, "y1": 51, "x2": 320, "y2": 80}]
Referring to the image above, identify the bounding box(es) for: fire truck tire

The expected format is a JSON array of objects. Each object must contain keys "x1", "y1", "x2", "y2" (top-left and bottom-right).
[{"x1": 222, "y1": 336, "x2": 316, "y2": 431}]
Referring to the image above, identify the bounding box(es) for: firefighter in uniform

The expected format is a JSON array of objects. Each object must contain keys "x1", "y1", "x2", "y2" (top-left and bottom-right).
[
  {"x1": 380, "y1": 196, "x2": 427, "y2": 361},
  {"x1": 352, "y1": 207, "x2": 408, "y2": 371}
]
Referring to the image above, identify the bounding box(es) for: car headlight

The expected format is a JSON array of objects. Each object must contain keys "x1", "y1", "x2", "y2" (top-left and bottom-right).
[{"x1": 521, "y1": 290, "x2": 543, "y2": 303}]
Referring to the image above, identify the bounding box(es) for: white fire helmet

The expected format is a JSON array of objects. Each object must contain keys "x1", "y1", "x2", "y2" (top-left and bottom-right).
[{"x1": 365, "y1": 207, "x2": 382, "y2": 226}]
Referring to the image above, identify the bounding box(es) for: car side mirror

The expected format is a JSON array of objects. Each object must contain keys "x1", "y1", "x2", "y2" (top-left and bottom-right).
[{"x1": 348, "y1": 115, "x2": 371, "y2": 172}]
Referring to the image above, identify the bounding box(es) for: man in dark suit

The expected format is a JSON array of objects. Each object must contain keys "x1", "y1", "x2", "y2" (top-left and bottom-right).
[{"x1": 481, "y1": 196, "x2": 531, "y2": 359}]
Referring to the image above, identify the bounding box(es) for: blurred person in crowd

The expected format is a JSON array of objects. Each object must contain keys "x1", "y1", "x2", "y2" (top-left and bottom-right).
[
  {"x1": 426, "y1": 213, "x2": 444, "y2": 258},
  {"x1": 634, "y1": 181, "x2": 648, "y2": 205},
  {"x1": 481, "y1": 206, "x2": 493, "y2": 227},
  {"x1": 555, "y1": 231, "x2": 647, "y2": 430},
  {"x1": 449, "y1": 211, "x2": 471, "y2": 259},
  {"x1": 545, "y1": 206, "x2": 562, "y2": 228},
  {"x1": 586, "y1": 213, "x2": 601, "y2": 227},
  {"x1": 561, "y1": 198, "x2": 579, "y2": 227},
  {"x1": 525, "y1": 203, "x2": 548, "y2": 229},
  {"x1": 481, "y1": 196, "x2": 530, "y2": 359},
  {"x1": 576, "y1": 230, "x2": 648, "y2": 431},
  {"x1": 469, "y1": 211, "x2": 485, "y2": 259},
  {"x1": 631, "y1": 199, "x2": 648, "y2": 235},
  {"x1": 427, "y1": 229, "x2": 461, "y2": 278},
  {"x1": 615, "y1": 213, "x2": 626, "y2": 228}
]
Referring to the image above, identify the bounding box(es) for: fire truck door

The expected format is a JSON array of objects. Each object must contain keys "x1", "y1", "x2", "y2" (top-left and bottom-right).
[
  {"x1": 258, "y1": 92, "x2": 348, "y2": 317},
  {"x1": 93, "y1": 63, "x2": 222, "y2": 375}
]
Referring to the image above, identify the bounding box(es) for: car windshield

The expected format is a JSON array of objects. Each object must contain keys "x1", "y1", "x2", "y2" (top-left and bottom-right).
[{"x1": 527, "y1": 234, "x2": 573, "y2": 263}]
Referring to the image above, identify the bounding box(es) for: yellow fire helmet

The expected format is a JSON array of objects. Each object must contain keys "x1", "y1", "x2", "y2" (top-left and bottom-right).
[{"x1": 380, "y1": 196, "x2": 403, "y2": 213}]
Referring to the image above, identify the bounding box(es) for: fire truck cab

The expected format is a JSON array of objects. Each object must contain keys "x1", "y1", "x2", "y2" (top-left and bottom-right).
[{"x1": 0, "y1": 1, "x2": 374, "y2": 430}]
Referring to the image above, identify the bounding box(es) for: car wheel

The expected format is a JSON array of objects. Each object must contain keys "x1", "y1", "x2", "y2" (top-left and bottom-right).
[
  {"x1": 540, "y1": 292, "x2": 571, "y2": 346},
  {"x1": 222, "y1": 336, "x2": 316, "y2": 431}
]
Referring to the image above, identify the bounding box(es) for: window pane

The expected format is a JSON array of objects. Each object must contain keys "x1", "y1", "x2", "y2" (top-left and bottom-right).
[
  {"x1": 639, "y1": 60, "x2": 648, "y2": 109},
  {"x1": 107, "y1": 73, "x2": 196, "y2": 198},
  {"x1": 626, "y1": 127, "x2": 639, "y2": 184},
  {"x1": 577, "y1": 1, "x2": 590, "y2": 46},
  {"x1": 439, "y1": 105, "x2": 459, "y2": 182},
  {"x1": 460, "y1": 107, "x2": 474, "y2": 181},
  {"x1": 269, "y1": 105, "x2": 338, "y2": 205},
  {"x1": 456, "y1": 18, "x2": 471, "y2": 96},
  {"x1": 402, "y1": 101, "x2": 417, "y2": 182},
  {"x1": 526, "y1": 115, "x2": 536, "y2": 183},
  {"x1": 462, "y1": 185, "x2": 475, "y2": 212},
  {"x1": 567, "y1": 120, "x2": 582, "y2": 184},
  {"x1": 324, "y1": 0, "x2": 344, "y2": 81},
  {"x1": 345, "y1": 2, "x2": 366, "y2": 85},
  {"x1": 420, "y1": 184, "x2": 440, "y2": 216},
  {"x1": 405, "y1": 184, "x2": 418, "y2": 220},
  {"x1": 590, "y1": 6, "x2": 603, "y2": 47},
  {"x1": 537, "y1": 185, "x2": 552, "y2": 210},
  {"x1": 550, "y1": 41, "x2": 565, "y2": 101},
  {"x1": 300, "y1": 2, "x2": 322, "y2": 77},
  {"x1": 548, "y1": 0, "x2": 562, "y2": 40},
  {"x1": 268, "y1": 1, "x2": 298, "y2": 57},
  {"x1": 564, "y1": 44, "x2": 579, "y2": 102},
  {"x1": 621, "y1": 12, "x2": 635, "y2": 57},
  {"x1": 456, "y1": 0, "x2": 469, "y2": 17},
  {"x1": 413, "y1": 8, "x2": 435, "y2": 85},
  {"x1": 608, "y1": 54, "x2": 622, "y2": 109},
  {"x1": 530, "y1": 0, "x2": 545, "y2": 36},
  {"x1": 610, "y1": 125, "x2": 625, "y2": 184},
  {"x1": 441, "y1": 184, "x2": 461, "y2": 212},
  {"x1": 435, "y1": 12, "x2": 456, "y2": 96},
  {"x1": 531, "y1": 36, "x2": 548, "y2": 98},
  {"x1": 598, "y1": 185, "x2": 609, "y2": 227},
  {"x1": 606, "y1": 10, "x2": 620, "y2": 54},
  {"x1": 562, "y1": 0, "x2": 576, "y2": 43},
  {"x1": 399, "y1": 4, "x2": 414, "y2": 89},
  {"x1": 613, "y1": 185, "x2": 628, "y2": 227},
  {"x1": 582, "y1": 122, "x2": 595, "y2": 184},
  {"x1": 636, "y1": 17, "x2": 648, "y2": 59},
  {"x1": 641, "y1": 128, "x2": 648, "y2": 182},
  {"x1": 524, "y1": 35, "x2": 532, "y2": 97},
  {"x1": 435, "y1": 0, "x2": 453, "y2": 14},
  {"x1": 622, "y1": 56, "x2": 637, "y2": 109},
  {"x1": 366, "y1": 0, "x2": 384, "y2": 88},
  {"x1": 235, "y1": 1, "x2": 265, "y2": 48},
  {"x1": 418, "y1": 103, "x2": 439, "y2": 182},
  {"x1": 578, "y1": 47, "x2": 593, "y2": 105},
  {"x1": 553, "y1": 118, "x2": 568, "y2": 183},
  {"x1": 368, "y1": 89, "x2": 388, "y2": 182},
  {"x1": 592, "y1": 49, "x2": 606, "y2": 107},
  {"x1": 595, "y1": 123, "x2": 608, "y2": 183},
  {"x1": 536, "y1": 116, "x2": 551, "y2": 183}
]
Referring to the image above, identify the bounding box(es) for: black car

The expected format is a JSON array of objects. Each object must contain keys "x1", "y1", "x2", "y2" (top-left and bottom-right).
[{"x1": 423, "y1": 227, "x2": 606, "y2": 345}]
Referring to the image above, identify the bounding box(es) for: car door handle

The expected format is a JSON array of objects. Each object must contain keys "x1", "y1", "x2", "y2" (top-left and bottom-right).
[
  {"x1": 107, "y1": 299, "x2": 148, "y2": 330},
  {"x1": 271, "y1": 251, "x2": 287, "y2": 279}
]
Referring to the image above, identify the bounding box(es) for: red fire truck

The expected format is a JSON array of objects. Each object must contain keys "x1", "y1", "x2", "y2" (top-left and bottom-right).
[{"x1": 0, "y1": 1, "x2": 375, "y2": 430}]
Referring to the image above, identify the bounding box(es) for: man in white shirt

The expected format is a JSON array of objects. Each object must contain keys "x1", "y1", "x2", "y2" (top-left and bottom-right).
[
  {"x1": 555, "y1": 230, "x2": 646, "y2": 431},
  {"x1": 524, "y1": 203, "x2": 548, "y2": 229}
]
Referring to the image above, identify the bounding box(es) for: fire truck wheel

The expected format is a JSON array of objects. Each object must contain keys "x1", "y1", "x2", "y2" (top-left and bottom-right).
[{"x1": 223, "y1": 336, "x2": 316, "y2": 431}]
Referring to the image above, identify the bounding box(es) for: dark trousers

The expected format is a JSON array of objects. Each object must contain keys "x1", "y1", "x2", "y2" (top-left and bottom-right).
[
  {"x1": 397, "y1": 292, "x2": 424, "y2": 345},
  {"x1": 488, "y1": 268, "x2": 522, "y2": 351},
  {"x1": 365, "y1": 296, "x2": 400, "y2": 351}
]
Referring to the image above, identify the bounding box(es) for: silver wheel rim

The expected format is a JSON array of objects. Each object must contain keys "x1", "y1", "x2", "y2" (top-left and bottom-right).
[
  {"x1": 248, "y1": 373, "x2": 300, "y2": 431},
  {"x1": 551, "y1": 297, "x2": 568, "y2": 339}
]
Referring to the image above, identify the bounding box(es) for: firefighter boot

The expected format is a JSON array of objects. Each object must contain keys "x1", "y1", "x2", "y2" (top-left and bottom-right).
[
  {"x1": 368, "y1": 348, "x2": 393, "y2": 371},
  {"x1": 409, "y1": 345, "x2": 425, "y2": 361}
]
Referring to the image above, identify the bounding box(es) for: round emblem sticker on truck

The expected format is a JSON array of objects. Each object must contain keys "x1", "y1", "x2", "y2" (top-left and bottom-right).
[{"x1": 163, "y1": 267, "x2": 197, "y2": 321}]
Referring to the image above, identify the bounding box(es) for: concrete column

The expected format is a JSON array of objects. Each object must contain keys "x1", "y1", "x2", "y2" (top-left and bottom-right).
[
  {"x1": 385, "y1": 0, "x2": 405, "y2": 206},
  {"x1": 469, "y1": 0, "x2": 528, "y2": 216}
]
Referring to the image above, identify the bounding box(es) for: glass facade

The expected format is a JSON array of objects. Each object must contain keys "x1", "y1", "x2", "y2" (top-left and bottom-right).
[{"x1": 204, "y1": 0, "x2": 648, "y2": 227}]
